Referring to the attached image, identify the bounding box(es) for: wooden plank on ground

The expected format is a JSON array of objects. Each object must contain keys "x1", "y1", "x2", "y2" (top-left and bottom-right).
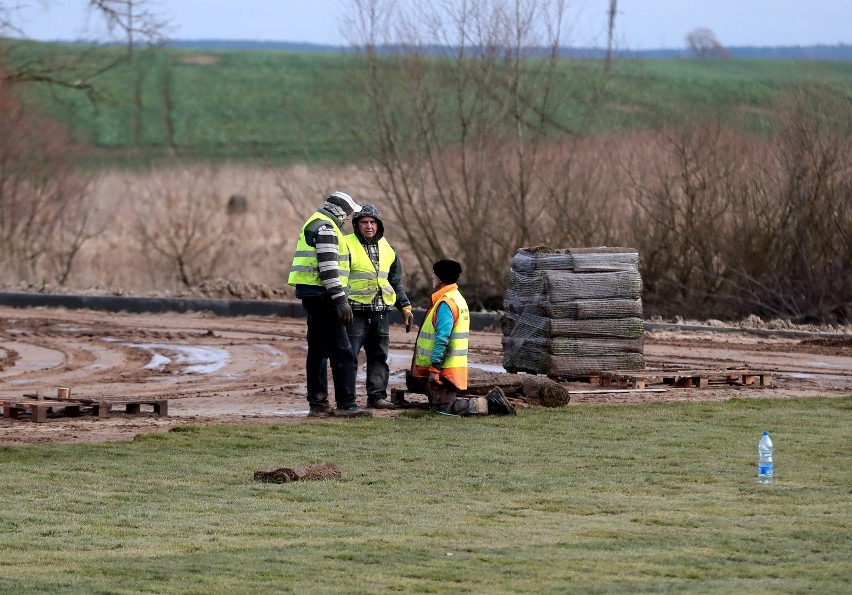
[
  {"x1": 2, "y1": 400, "x2": 85, "y2": 423},
  {"x1": 594, "y1": 369, "x2": 774, "y2": 389},
  {"x1": 567, "y1": 388, "x2": 668, "y2": 394},
  {"x1": 3, "y1": 394, "x2": 169, "y2": 422},
  {"x1": 95, "y1": 399, "x2": 168, "y2": 418}
]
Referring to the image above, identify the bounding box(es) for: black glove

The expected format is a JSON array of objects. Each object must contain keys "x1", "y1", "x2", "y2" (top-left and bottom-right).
[{"x1": 336, "y1": 302, "x2": 354, "y2": 325}]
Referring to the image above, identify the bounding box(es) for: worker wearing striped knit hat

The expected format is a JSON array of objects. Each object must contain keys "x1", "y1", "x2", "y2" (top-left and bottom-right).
[{"x1": 288, "y1": 191, "x2": 372, "y2": 418}]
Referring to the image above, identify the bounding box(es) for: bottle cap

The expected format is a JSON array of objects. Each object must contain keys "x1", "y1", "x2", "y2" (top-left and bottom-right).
[{"x1": 763, "y1": 431, "x2": 769, "y2": 435}]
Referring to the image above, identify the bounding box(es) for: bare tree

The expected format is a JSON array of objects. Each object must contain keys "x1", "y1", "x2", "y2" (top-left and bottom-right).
[
  {"x1": 0, "y1": 79, "x2": 100, "y2": 286},
  {"x1": 130, "y1": 168, "x2": 246, "y2": 289},
  {"x1": 0, "y1": 1, "x2": 169, "y2": 99},
  {"x1": 0, "y1": 1, "x2": 169, "y2": 287},
  {"x1": 89, "y1": 0, "x2": 168, "y2": 59},
  {"x1": 0, "y1": 2, "x2": 20, "y2": 34},
  {"x1": 343, "y1": 0, "x2": 611, "y2": 308},
  {"x1": 685, "y1": 28, "x2": 729, "y2": 59}
]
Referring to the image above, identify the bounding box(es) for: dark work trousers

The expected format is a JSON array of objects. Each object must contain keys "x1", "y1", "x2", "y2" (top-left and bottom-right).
[
  {"x1": 347, "y1": 310, "x2": 390, "y2": 403},
  {"x1": 301, "y1": 296, "x2": 357, "y2": 410}
]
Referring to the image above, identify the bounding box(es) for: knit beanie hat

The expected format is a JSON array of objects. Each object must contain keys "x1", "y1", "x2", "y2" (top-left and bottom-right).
[
  {"x1": 433, "y1": 259, "x2": 462, "y2": 284},
  {"x1": 323, "y1": 191, "x2": 361, "y2": 217},
  {"x1": 352, "y1": 203, "x2": 385, "y2": 237},
  {"x1": 353, "y1": 203, "x2": 382, "y2": 224}
]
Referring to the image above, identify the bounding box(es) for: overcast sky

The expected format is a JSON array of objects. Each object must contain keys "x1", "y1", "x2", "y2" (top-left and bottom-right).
[{"x1": 9, "y1": 0, "x2": 852, "y2": 50}]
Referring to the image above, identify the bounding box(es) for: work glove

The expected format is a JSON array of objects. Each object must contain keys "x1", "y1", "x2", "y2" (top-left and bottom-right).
[
  {"x1": 428, "y1": 369, "x2": 443, "y2": 387},
  {"x1": 336, "y1": 302, "x2": 354, "y2": 325},
  {"x1": 402, "y1": 306, "x2": 413, "y2": 333}
]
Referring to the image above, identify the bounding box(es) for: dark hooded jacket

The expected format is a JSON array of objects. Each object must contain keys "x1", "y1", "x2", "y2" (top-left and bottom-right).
[{"x1": 347, "y1": 204, "x2": 411, "y2": 312}]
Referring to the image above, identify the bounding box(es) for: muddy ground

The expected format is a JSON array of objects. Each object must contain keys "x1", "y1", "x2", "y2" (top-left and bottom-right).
[{"x1": 1, "y1": 305, "x2": 850, "y2": 445}]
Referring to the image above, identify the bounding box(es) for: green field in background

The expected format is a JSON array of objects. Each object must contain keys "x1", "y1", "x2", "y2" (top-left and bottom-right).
[{"x1": 11, "y1": 41, "x2": 852, "y2": 165}]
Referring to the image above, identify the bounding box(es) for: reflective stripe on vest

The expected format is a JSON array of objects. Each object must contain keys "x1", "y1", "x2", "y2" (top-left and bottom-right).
[
  {"x1": 411, "y1": 286, "x2": 470, "y2": 390},
  {"x1": 344, "y1": 235, "x2": 396, "y2": 306},
  {"x1": 287, "y1": 213, "x2": 350, "y2": 287}
]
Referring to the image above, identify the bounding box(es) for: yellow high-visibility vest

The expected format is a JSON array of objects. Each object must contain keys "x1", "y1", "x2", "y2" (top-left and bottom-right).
[
  {"x1": 411, "y1": 285, "x2": 470, "y2": 390},
  {"x1": 287, "y1": 212, "x2": 350, "y2": 287},
  {"x1": 344, "y1": 235, "x2": 396, "y2": 306}
]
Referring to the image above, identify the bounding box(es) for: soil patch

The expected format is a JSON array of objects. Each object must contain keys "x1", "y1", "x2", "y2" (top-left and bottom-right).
[{"x1": 1, "y1": 306, "x2": 850, "y2": 445}]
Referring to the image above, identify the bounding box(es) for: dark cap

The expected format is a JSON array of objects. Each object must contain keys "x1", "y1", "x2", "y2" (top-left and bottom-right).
[{"x1": 433, "y1": 259, "x2": 462, "y2": 284}]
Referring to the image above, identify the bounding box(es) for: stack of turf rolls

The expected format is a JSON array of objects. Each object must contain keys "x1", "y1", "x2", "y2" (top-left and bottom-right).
[{"x1": 502, "y1": 246, "x2": 644, "y2": 376}]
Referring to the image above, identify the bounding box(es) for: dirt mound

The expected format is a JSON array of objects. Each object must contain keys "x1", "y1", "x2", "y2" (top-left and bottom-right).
[{"x1": 661, "y1": 314, "x2": 852, "y2": 335}]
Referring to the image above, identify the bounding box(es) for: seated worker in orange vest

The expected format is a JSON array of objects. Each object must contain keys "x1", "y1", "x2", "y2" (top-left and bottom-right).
[{"x1": 411, "y1": 259, "x2": 514, "y2": 416}]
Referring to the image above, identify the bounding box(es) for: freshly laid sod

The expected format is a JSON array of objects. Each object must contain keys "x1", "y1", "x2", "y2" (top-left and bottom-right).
[{"x1": 1, "y1": 397, "x2": 849, "y2": 593}]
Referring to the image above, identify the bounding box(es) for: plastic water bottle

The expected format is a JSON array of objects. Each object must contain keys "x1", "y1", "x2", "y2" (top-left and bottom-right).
[{"x1": 758, "y1": 431, "x2": 774, "y2": 483}]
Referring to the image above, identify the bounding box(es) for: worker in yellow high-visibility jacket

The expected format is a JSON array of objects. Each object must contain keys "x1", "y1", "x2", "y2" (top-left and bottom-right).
[
  {"x1": 344, "y1": 204, "x2": 413, "y2": 410},
  {"x1": 288, "y1": 191, "x2": 372, "y2": 419}
]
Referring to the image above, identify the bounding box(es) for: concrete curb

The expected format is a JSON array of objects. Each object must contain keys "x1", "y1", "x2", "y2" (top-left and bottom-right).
[
  {"x1": 0, "y1": 292, "x2": 845, "y2": 337},
  {"x1": 0, "y1": 292, "x2": 504, "y2": 331},
  {"x1": 0, "y1": 292, "x2": 304, "y2": 318}
]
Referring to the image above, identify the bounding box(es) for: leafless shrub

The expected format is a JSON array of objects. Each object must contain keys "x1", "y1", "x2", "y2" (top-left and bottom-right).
[
  {"x1": 756, "y1": 87, "x2": 852, "y2": 322},
  {"x1": 0, "y1": 78, "x2": 100, "y2": 286},
  {"x1": 624, "y1": 123, "x2": 746, "y2": 309},
  {"x1": 125, "y1": 165, "x2": 369, "y2": 294},
  {"x1": 130, "y1": 167, "x2": 249, "y2": 288},
  {"x1": 57, "y1": 164, "x2": 368, "y2": 296},
  {"x1": 623, "y1": 87, "x2": 852, "y2": 323}
]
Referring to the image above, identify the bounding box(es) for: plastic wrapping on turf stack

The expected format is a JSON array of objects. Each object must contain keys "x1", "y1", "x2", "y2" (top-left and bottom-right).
[{"x1": 502, "y1": 246, "x2": 645, "y2": 376}]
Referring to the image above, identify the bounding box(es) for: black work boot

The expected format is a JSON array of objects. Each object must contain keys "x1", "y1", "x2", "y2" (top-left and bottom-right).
[
  {"x1": 367, "y1": 398, "x2": 397, "y2": 410},
  {"x1": 485, "y1": 387, "x2": 517, "y2": 415},
  {"x1": 334, "y1": 405, "x2": 373, "y2": 418},
  {"x1": 307, "y1": 402, "x2": 334, "y2": 418}
]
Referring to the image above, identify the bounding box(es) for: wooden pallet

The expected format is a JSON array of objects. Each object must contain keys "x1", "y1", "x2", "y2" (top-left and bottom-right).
[
  {"x1": 3, "y1": 399, "x2": 86, "y2": 423},
  {"x1": 2, "y1": 389, "x2": 168, "y2": 423},
  {"x1": 590, "y1": 369, "x2": 773, "y2": 390},
  {"x1": 90, "y1": 398, "x2": 168, "y2": 418}
]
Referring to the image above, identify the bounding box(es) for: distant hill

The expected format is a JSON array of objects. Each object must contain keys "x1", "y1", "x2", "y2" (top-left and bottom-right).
[
  {"x1": 166, "y1": 40, "x2": 349, "y2": 53},
  {"x1": 166, "y1": 39, "x2": 852, "y2": 61},
  {"x1": 15, "y1": 41, "x2": 852, "y2": 166},
  {"x1": 606, "y1": 44, "x2": 852, "y2": 61}
]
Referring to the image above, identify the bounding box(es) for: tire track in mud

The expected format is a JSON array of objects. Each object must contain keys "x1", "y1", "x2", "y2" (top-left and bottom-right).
[
  {"x1": 0, "y1": 312, "x2": 307, "y2": 404},
  {"x1": 3, "y1": 310, "x2": 851, "y2": 398},
  {"x1": 1, "y1": 306, "x2": 851, "y2": 447}
]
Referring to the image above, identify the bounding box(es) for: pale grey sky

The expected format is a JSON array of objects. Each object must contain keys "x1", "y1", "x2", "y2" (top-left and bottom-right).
[{"x1": 8, "y1": 0, "x2": 852, "y2": 49}]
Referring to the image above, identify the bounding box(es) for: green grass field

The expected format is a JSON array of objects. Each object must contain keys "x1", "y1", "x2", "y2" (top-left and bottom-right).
[
  {"x1": 10, "y1": 40, "x2": 852, "y2": 166},
  {"x1": 1, "y1": 397, "x2": 849, "y2": 592}
]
